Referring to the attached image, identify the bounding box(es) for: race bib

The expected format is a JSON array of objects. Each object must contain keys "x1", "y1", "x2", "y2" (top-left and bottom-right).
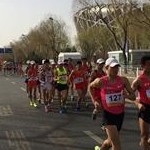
[
  {"x1": 106, "y1": 92, "x2": 124, "y2": 107},
  {"x1": 85, "y1": 71, "x2": 90, "y2": 76},
  {"x1": 46, "y1": 76, "x2": 53, "y2": 83},
  {"x1": 60, "y1": 75, "x2": 67, "y2": 81},
  {"x1": 146, "y1": 89, "x2": 150, "y2": 99},
  {"x1": 74, "y1": 78, "x2": 84, "y2": 84}
]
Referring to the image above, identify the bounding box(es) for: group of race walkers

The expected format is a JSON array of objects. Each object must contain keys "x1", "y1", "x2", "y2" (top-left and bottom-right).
[
  {"x1": 24, "y1": 55, "x2": 150, "y2": 150},
  {"x1": 25, "y1": 57, "x2": 93, "y2": 113}
]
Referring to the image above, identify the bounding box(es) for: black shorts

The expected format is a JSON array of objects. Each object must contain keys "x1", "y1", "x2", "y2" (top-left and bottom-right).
[
  {"x1": 56, "y1": 83, "x2": 68, "y2": 92},
  {"x1": 37, "y1": 80, "x2": 40, "y2": 85},
  {"x1": 138, "y1": 103, "x2": 150, "y2": 123},
  {"x1": 101, "y1": 110, "x2": 124, "y2": 131}
]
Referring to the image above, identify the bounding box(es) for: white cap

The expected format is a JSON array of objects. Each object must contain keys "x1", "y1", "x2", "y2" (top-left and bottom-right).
[
  {"x1": 49, "y1": 59, "x2": 54, "y2": 63},
  {"x1": 42, "y1": 59, "x2": 45, "y2": 64},
  {"x1": 30, "y1": 60, "x2": 35, "y2": 65},
  {"x1": 51, "y1": 61, "x2": 56, "y2": 65},
  {"x1": 96, "y1": 58, "x2": 105, "y2": 64},
  {"x1": 105, "y1": 58, "x2": 120, "y2": 67},
  {"x1": 57, "y1": 60, "x2": 64, "y2": 65},
  {"x1": 26, "y1": 60, "x2": 30, "y2": 64}
]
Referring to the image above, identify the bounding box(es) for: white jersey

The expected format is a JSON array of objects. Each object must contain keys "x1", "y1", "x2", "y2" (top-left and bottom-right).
[{"x1": 44, "y1": 70, "x2": 53, "y2": 84}]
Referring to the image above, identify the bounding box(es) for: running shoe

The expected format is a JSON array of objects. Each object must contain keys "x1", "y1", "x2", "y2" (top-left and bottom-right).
[
  {"x1": 29, "y1": 101, "x2": 33, "y2": 106},
  {"x1": 85, "y1": 102, "x2": 89, "y2": 108},
  {"x1": 59, "y1": 107, "x2": 63, "y2": 114},
  {"x1": 51, "y1": 99, "x2": 54, "y2": 103},
  {"x1": 62, "y1": 107, "x2": 67, "y2": 113},
  {"x1": 59, "y1": 107, "x2": 67, "y2": 113},
  {"x1": 92, "y1": 112, "x2": 97, "y2": 120},
  {"x1": 45, "y1": 106, "x2": 48, "y2": 113},
  {"x1": 70, "y1": 96, "x2": 74, "y2": 101},
  {"x1": 95, "y1": 146, "x2": 100, "y2": 150},
  {"x1": 33, "y1": 102, "x2": 37, "y2": 108},
  {"x1": 75, "y1": 106, "x2": 81, "y2": 111},
  {"x1": 92, "y1": 109, "x2": 97, "y2": 120}
]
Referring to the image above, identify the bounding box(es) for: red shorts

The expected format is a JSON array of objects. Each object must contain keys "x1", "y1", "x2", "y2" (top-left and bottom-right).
[
  {"x1": 28, "y1": 81, "x2": 37, "y2": 87},
  {"x1": 74, "y1": 83, "x2": 86, "y2": 90}
]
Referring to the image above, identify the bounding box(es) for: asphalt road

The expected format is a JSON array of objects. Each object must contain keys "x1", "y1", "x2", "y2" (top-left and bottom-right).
[{"x1": 0, "y1": 74, "x2": 143, "y2": 150}]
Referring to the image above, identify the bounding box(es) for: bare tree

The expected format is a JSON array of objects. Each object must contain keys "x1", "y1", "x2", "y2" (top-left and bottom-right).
[
  {"x1": 9, "y1": 16, "x2": 70, "y2": 62},
  {"x1": 74, "y1": 0, "x2": 139, "y2": 73}
]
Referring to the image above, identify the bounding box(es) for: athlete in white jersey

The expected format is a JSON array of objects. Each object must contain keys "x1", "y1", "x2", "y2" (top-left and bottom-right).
[{"x1": 40, "y1": 59, "x2": 54, "y2": 112}]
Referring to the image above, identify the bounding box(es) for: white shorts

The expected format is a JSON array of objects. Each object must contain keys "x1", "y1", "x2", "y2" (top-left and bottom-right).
[{"x1": 41, "y1": 83, "x2": 52, "y2": 91}]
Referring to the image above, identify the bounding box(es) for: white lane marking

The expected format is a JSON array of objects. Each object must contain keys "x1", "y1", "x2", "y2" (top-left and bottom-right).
[
  {"x1": 11, "y1": 82, "x2": 16, "y2": 85},
  {"x1": 5, "y1": 130, "x2": 31, "y2": 150},
  {"x1": 0, "y1": 105, "x2": 13, "y2": 116},
  {"x1": 21, "y1": 87, "x2": 26, "y2": 92},
  {"x1": 84, "y1": 131, "x2": 103, "y2": 144}
]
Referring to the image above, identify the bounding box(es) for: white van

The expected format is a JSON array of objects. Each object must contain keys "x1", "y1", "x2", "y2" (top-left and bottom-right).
[{"x1": 58, "y1": 52, "x2": 82, "y2": 65}]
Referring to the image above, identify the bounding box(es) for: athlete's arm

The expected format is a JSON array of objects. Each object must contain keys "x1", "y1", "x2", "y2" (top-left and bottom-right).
[
  {"x1": 27, "y1": 69, "x2": 30, "y2": 78},
  {"x1": 121, "y1": 76, "x2": 136, "y2": 101},
  {"x1": 131, "y1": 77, "x2": 141, "y2": 92},
  {"x1": 89, "y1": 71, "x2": 96, "y2": 83},
  {"x1": 131, "y1": 77, "x2": 145, "y2": 110},
  {"x1": 88, "y1": 78, "x2": 102, "y2": 108},
  {"x1": 69, "y1": 70, "x2": 74, "y2": 84},
  {"x1": 54, "y1": 69, "x2": 58, "y2": 81}
]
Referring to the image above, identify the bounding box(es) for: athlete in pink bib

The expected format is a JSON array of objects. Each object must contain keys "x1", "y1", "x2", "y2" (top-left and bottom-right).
[
  {"x1": 132, "y1": 55, "x2": 150, "y2": 150},
  {"x1": 89, "y1": 58, "x2": 106, "y2": 120},
  {"x1": 89, "y1": 58, "x2": 135, "y2": 150}
]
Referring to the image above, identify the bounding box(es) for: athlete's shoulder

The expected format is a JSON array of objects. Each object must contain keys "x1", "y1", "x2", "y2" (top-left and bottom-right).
[
  {"x1": 71, "y1": 69, "x2": 76, "y2": 74},
  {"x1": 93, "y1": 76, "x2": 105, "y2": 83}
]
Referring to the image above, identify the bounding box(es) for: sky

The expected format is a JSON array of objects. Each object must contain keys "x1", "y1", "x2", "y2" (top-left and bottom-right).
[{"x1": 0, "y1": 0, "x2": 77, "y2": 46}]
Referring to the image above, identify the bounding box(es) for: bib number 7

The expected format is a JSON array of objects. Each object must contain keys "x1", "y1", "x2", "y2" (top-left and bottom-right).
[{"x1": 106, "y1": 92, "x2": 124, "y2": 107}]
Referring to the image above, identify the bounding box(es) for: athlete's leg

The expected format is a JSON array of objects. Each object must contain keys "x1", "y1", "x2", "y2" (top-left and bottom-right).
[
  {"x1": 28, "y1": 85, "x2": 33, "y2": 106},
  {"x1": 82, "y1": 85, "x2": 89, "y2": 108},
  {"x1": 102, "y1": 125, "x2": 121, "y2": 150},
  {"x1": 43, "y1": 89, "x2": 47, "y2": 105},
  {"x1": 52, "y1": 84, "x2": 55, "y2": 102},
  {"x1": 76, "y1": 89, "x2": 82, "y2": 109},
  {"x1": 70, "y1": 83, "x2": 74, "y2": 101},
  {"x1": 100, "y1": 138, "x2": 112, "y2": 150},
  {"x1": 26, "y1": 83, "x2": 29, "y2": 97},
  {"x1": 37, "y1": 84, "x2": 42, "y2": 103},
  {"x1": 61, "y1": 89, "x2": 68, "y2": 107},
  {"x1": 139, "y1": 118, "x2": 149, "y2": 150},
  {"x1": 46, "y1": 89, "x2": 53, "y2": 112},
  {"x1": 57, "y1": 90, "x2": 61, "y2": 108},
  {"x1": 47, "y1": 84, "x2": 53, "y2": 104},
  {"x1": 33, "y1": 86, "x2": 37, "y2": 107},
  {"x1": 48, "y1": 90, "x2": 53, "y2": 104}
]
